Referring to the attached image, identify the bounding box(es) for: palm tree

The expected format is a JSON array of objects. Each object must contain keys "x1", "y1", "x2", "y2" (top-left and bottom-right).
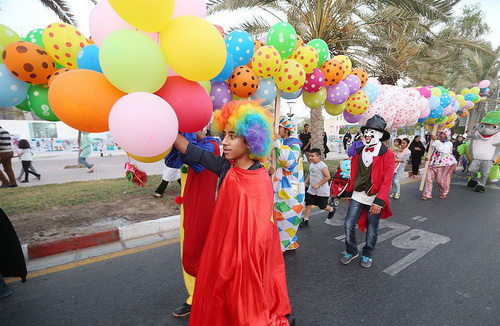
[{"x1": 39, "y1": 0, "x2": 97, "y2": 26}]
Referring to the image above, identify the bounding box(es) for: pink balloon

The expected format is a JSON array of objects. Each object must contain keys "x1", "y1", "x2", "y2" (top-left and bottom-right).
[
  {"x1": 109, "y1": 93, "x2": 179, "y2": 157},
  {"x1": 303, "y1": 68, "x2": 325, "y2": 93},
  {"x1": 89, "y1": 0, "x2": 159, "y2": 47},
  {"x1": 419, "y1": 105, "x2": 430, "y2": 119},
  {"x1": 443, "y1": 104, "x2": 454, "y2": 116},
  {"x1": 417, "y1": 87, "x2": 431, "y2": 98},
  {"x1": 172, "y1": 0, "x2": 206, "y2": 18},
  {"x1": 478, "y1": 80, "x2": 490, "y2": 88}
]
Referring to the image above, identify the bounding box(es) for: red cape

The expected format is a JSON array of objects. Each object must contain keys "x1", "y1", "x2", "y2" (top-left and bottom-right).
[{"x1": 189, "y1": 167, "x2": 291, "y2": 326}]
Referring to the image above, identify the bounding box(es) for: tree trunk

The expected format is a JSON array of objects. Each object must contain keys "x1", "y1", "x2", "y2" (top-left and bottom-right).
[{"x1": 310, "y1": 107, "x2": 324, "y2": 151}]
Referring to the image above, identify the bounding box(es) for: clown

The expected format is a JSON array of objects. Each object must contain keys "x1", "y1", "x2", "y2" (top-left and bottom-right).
[
  {"x1": 340, "y1": 115, "x2": 395, "y2": 268},
  {"x1": 467, "y1": 111, "x2": 500, "y2": 192},
  {"x1": 273, "y1": 117, "x2": 305, "y2": 252}
]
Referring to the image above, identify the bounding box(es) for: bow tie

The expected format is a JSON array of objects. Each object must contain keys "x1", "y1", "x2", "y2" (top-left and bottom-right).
[{"x1": 365, "y1": 147, "x2": 375, "y2": 153}]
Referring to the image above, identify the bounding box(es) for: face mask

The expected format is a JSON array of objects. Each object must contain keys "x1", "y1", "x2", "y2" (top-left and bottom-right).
[{"x1": 362, "y1": 129, "x2": 383, "y2": 146}]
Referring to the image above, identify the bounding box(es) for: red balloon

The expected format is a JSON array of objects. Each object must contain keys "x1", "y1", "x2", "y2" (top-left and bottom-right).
[{"x1": 155, "y1": 76, "x2": 213, "y2": 132}]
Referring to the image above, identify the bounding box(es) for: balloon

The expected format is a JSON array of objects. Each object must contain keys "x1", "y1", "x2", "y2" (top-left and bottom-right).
[
  {"x1": 266, "y1": 22, "x2": 297, "y2": 59},
  {"x1": 307, "y1": 39, "x2": 329, "y2": 66},
  {"x1": 199, "y1": 80, "x2": 211, "y2": 94},
  {"x1": 16, "y1": 97, "x2": 30, "y2": 111},
  {"x1": 325, "y1": 101, "x2": 346, "y2": 116},
  {"x1": 419, "y1": 105, "x2": 430, "y2": 119},
  {"x1": 429, "y1": 95, "x2": 440, "y2": 110},
  {"x1": 0, "y1": 25, "x2": 22, "y2": 64},
  {"x1": 303, "y1": 87, "x2": 326, "y2": 109},
  {"x1": 345, "y1": 90, "x2": 369, "y2": 115},
  {"x1": 471, "y1": 94, "x2": 480, "y2": 103},
  {"x1": 89, "y1": 0, "x2": 159, "y2": 48},
  {"x1": 251, "y1": 78, "x2": 277, "y2": 106},
  {"x1": 155, "y1": 76, "x2": 213, "y2": 132},
  {"x1": 0, "y1": 64, "x2": 28, "y2": 107},
  {"x1": 160, "y1": 16, "x2": 226, "y2": 81},
  {"x1": 326, "y1": 81, "x2": 349, "y2": 105},
  {"x1": 478, "y1": 80, "x2": 490, "y2": 88},
  {"x1": 343, "y1": 74, "x2": 362, "y2": 95},
  {"x1": 28, "y1": 84, "x2": 59, "y2": 121},
  {"x1": 292, "y1": 45, "x2": 319, "y2": 73},
  {"x1": 212, "y1": 51, "x2": 234, "y2": 82},
  {"x1": 24, "y1": 29, "x2": 45, "y2": 48},
  {"x1": 108, "y1": 0, "x2": 175, "y2": 33},
  {"x1": 210, "y1": 81, "x2": 232, "y2": 110},
  {"x1": 319, "y1": 59, "x2": 344, "y2": 86},
  {"x1": 465, "y1": 100, "x2": 474, "y2": 109},
  {"x1": 251, "y1": 46, "x2": 281, "y2": 78},
  {"x1": 225, "y1": 30, "x2": 254, "y2": 66},
  {"x1": 351, "y1": 68, "x2": 368, "y2": 88},
  {"x1": 435, "y1": 115, "x2": 446, "y2": 123},
  {"x1": 77, "y1": 45, "x2": 102, "y2": 73},
  {"x1": 464, "y1": 93, "x2": 474, "y2": 101},
  {"x1": 274, "y1": 59, "x2": 305, "y2": 93},
  {"x1": 417, "y1": 87, "x2": 431, "y2": 98},
  {"x1": 440, "y1": 93, "x2": 451, "y2": 107},
  {"x1": 459, "y1": 109, "x2": 469, "y2": 117},
  {"x1": 228, "y1": 65, "x2": 259, "y2": 97},
  {"x1": 100, "y1": 29, "x2": 167, "y2": 93},
  {"x1": 172, "y1": 0, "x2": 206, "y2": 18},
  {"x1": 3, "y1": 42, "x2": 56, "y2": 84},
  {"x1": 109, "y1": 93, "x2": 178, "y2": 157},
  {"x1": 333, "y1": 55, "x2": 352, "y2": 78},
  {"x1": 295, "y1": 35, "x2": 304, "y2": 50},
  {"x1": 129, "y1": 148, "x2": 171, "y2": 163},
  {"x1": 42, "y1": 23, "x2": 90, "y2": 68},
  {"x1": 470, "y1": 86, "x2": 480, "y2": 95},
  {"x1": 281, "y1": 88, "x2": 303, "y2": 100},
  {"x1": 443, "y1": 105, "x2": 453, "y2": 116},
  {"x1": 429, "y1": 106, "x2": 444, "y2": 118},
  {"x1": 460, "y1": 88, "x2": 470, "y2": 96},
  {"x1": 48, "y1": 69, "x2": 126, "y2": 132},
  {"x1": 362, "y1": 82, "x2": 379, "y2": 104},
  {"x1": 48, "y1": 68, "x2": 71, "y2": 87},
  {"x1": 343, "y1": 110, "x2": 363, "y2": 123},
  {"x1": 436, "y1": 86, "x2": 448, "y2": 95},
  {"x1": 303, "y1": 68, "x2": 325, "y2": 93},
  {"x1": 254, "y1": 39, "x2": 265, "y2": 51}
]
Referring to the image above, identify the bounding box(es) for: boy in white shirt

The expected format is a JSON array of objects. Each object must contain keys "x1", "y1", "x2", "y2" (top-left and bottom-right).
[{"x1": 300, "y1": 148, "x2": 335, "y2": 227}]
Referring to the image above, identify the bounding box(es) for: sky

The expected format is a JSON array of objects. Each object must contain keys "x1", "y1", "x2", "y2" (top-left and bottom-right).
[{"x1": 0, "y1": 0, "x2": 498, "y2": 119}]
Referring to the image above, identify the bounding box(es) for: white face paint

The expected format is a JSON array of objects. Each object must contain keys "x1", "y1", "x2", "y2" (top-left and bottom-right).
[{"x1": 362, "y1": 128, "x2": 384, "y2": 146}]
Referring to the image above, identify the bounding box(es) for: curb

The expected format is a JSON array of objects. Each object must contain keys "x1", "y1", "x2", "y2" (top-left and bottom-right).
[{"x1": 23, "y1": 215, "x2": 180, "y2": 261}]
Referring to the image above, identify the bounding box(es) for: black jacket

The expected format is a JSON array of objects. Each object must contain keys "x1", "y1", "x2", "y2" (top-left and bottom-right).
[{"x1": 0, "y1": 208, "x2": 27, "y2": 282}]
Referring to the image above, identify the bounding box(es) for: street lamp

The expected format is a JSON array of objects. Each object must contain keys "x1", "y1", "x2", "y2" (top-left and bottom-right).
[{"x1": 286, "y1": 101, "x2": 295, "y2": 119}]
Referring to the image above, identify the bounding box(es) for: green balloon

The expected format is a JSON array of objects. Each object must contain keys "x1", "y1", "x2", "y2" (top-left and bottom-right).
[
  {"x1": 15, "y1": 97, "x2": 31, "y2": 111},
  {"x1": 0, "y1": 24, "x2": 22, "y2": 64},
  {"x1": 266, "y1": 22, "x2": 297, "y2": 59},
  {"x1": 28, "y1": 85, "x2": 59, "y2": 121},
  {"x1": 325, "y1": 101, "x2": 347, "y2": 116},
  {"x1": 435, "y1": 115, "x2": 446, "y2": 123},
  {"x1": 199, "y1": 80, "x2": 211, "y2": 94},
  {"x1": 24, "y1": 28, "x2": 45, "y2": 48},
  {"x1": 303, "y1": 87, "x2": 327, "y2": 108},
  {"x1": 436, "y1": 86, "x2": 448, "y2": 95},
  {"x1": 307, "y1": 39, "x2": 330, "y2": 66}
]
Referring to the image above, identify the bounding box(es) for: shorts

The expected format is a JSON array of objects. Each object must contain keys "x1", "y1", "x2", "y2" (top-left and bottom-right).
[{"x1": 305, "y1": 192, "x2": 329, "y2": 209}]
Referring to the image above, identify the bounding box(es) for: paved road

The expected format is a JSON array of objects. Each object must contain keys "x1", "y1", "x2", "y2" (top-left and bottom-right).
[{"x1": 2, "y1": 175, "x2": 500, "y2": 325}]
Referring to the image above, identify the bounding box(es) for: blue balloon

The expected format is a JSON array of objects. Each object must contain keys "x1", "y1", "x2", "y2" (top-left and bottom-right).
[
  {"x1": 77, "y1": 45, "x2": 102, "y2": 73},
  {"x1": 212, "y1": 52, "x2": 234, "y2": 82},
  {"x1": 417, "y1": 117, "x2": 428, "y2": 123},
  {"x1": 251, "y1": 78, "x2": 277, "y2": 105},
  {"x1": 361, "y1": 82, "x2": 379, "y2": 104},
  {"x1": 464, "y1": 93, "x2": 474, "y2": 101},
  {"x1": 281, "y1": 88, "x2": 303, "y2": 100},
  {"x1": 428, "y1": 95, "x2": 440, "y2": 110},
  {"x1": 225, "y1": 30, "x2": 254, "y2": 67},
  {"x1": 429, "y1": 105, "x2": 444, "y2": 118},
  {"x1": 0, "y1": 64, "x2": 28, "y2": 108},
  {"x1": 440, "y1": 93, "x2": 451, "y2": 107}
]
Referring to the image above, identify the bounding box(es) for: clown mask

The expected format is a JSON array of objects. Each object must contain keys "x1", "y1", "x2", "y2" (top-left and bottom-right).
[{"x1": 362, "y1": 128, "x2": 384, "y2": 146}]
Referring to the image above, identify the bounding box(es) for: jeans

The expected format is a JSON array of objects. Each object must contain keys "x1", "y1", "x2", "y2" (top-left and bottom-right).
[
  {"x1": 0, "y1": 273, "x2": 11, "y2": 296},
  {"x1": 344, "y1": 199, "x2": 382, "y2": 259},
  {"x1": 79, "y1": 156, "x2": 93, "y2": 169},
  {"x1": 391, "y1": 171, "x2": 403, "y2": 195}
]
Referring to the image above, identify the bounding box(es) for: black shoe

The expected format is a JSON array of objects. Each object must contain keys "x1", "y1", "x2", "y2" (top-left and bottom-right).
[
  {"x1": 36, "y1": 174, "x2": 41, "y2": 180},
  {"x1": 475, "y1": 185, "x2": 485, "y2": 193},
  {"x1": 286, "y1": 314, "x2": 296, "y2": 326},
  {"x1": 298, "y1": 219, "x2": 309, "y2": 228},
  {"x1": 327, "y1": 208, "x2": 336, "y2": 219},
  {"x1": 20, "y1": 180, "x2": 29, "y2": 183},
  {"x1": 172, "y1": 303, "x2": 191, "y2": 317},
  {"x1": 467, "y1": 179, "x2": 478, "y2": 188}
]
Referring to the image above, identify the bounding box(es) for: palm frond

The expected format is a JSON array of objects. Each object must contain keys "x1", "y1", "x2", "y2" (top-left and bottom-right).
[{"x1": 39, "y1": 0, "x2": 77, "y2": 26}]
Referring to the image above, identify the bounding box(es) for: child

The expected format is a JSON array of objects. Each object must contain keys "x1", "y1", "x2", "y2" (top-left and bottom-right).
[
  {"x1": 79, "y1": 132, "x2": 95, "y2": 173},
  {"x1": 389, "y1": 138, "x2": 411, "y2": 199},
  {"x1": 300, "y1": 148, "x2": 335, "y2": 228},
  {"x1": 17, "y1": 139, "x2": 40, "y2": 183},
  {"x1": 172, "y1": 100, "x2": 293, "y2": 326}
]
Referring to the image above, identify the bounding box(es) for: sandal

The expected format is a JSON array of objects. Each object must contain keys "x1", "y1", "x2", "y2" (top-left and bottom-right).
[
  {"x1": 439, "y1": 195, "x2": 446, "y2": 199},
  {"x1": 153, "y1": 193, "x2": 163, "y2": 198},
  {"x1": 421, "y1": 197, "x2": 430, "y2": 200}
]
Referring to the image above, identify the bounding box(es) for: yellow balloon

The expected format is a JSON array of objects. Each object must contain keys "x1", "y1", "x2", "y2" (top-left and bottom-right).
[
  {"x1": 292, "y1": 45, "x2": 319, "y2": 74},
  {"x1": 303, "y1": 87, "x2": 326, "y2": 108},
  {"x1": 325, "y1": 101, "x2": 346, "y2": 116},
  {"x1": 460, "y1": 88, "x2": 470, "y2": 96},
  {"x1": 449, "y1": 91, "x2": 456, "y2": 98},
  {"x1": 43, "y1": 23, "x2": 89, "y2": 68},
  {"x1": 251, "y1": 46, "x2": 282, "y2": 78},
  {"x1": 108, "y1": 0, "x2": 174, "y2": 33},
  {"x1": 128, "y1": 148, "x2": 171, "y2": 163},
  {"x1": 430, "y1": 87, "x2": 442, "y2": 97},
  {"x1": 0, "y1": 24, "x2": 22, "y2": 64},
  {"x1": 333, "y1": 55, "x2": 352, "y2": 78},
  {"x1": 446, "y1": 113, "x2": 456, "y2": 123},
  {"x1": 470, "y1": 86, "x2": 480, "y2": 95},
  {"x1": 160, "y1": 16, "x2": 226, "y2": 82},
  {"x1": 274, "y1": 59, "x2": 305, "y2": 93},
  {"x1": 345, "y1": 90, "x2": 369, "y2": 115}
]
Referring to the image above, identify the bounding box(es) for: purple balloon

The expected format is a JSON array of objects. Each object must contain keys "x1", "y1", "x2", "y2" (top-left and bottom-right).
[
  {"x1": 343, "y1": 110, "x2": 363, "y2": 123},
  {"x1": 326, "y1": 81, "x2": 349, "y2": 105},
  {"x1": 210, "y1": 81, "x2": 232, "y2": 110},
  {"x1": 343, "y1": 74, "x2": 361, "y2": 95}
]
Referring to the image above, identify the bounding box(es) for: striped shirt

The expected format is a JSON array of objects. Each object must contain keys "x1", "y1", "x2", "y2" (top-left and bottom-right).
[{"x1": 0, "y1": 127, "x2": 12, "y2": 153}]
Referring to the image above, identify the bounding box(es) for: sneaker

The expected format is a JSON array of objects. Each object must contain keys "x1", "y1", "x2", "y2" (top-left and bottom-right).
[
  {"x1": 36, "y1": 174, "x2": 41, "y2": 180},
  {"x1": 389, "y1": 193, "x2": 395, "y2": 198},
  {"x1": 172, "y1": 303, "x2": 191, "y2": 317},
  {"x1": 360, "y1": 255, "x2": 372, "y2": 268},
  {"x1": 298, "y1": 219, "x2": 309, "y2": 228},
  {"x1": 340, "y1": 252, "x2": 359, "y2": 265},
  {"x1": 0, "y1": 288, "x2": 12, "y2": 299},
  {"x1": 467, "y1": 179, "x2": 478, "y2": 188},
  {"x1": 20, "y1": 180, "x2": 29, "y2": 183},
  {"x1": 327, "y1": 208, "x2": 336, "y2": 219},
  {"x1": 394, "y1": 193, "x2": 400, "y2": 200}
]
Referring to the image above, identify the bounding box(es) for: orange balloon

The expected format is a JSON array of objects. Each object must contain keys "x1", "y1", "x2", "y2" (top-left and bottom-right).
[
  {"x1": 295, "y1": 35, "x2": 304, "y2": 50},
  {"x1": 319, "y1": 59, "x2": 344, "y2": 86},
  {"x1": 3, "y1": 41, "x2": 56, "y2": 84},
  {"x1": 254, "y1": 39, "x2": 265, "y2": 51},
  {"x1": 48, "y1": 68, "x2": 72, "y2": 87},
  {"x1": 228, "y1": 66, "x2": 259, "y2": 97},
  {"x1": 48, "y1": 69, "x2": 126, "y2": 132},
  {"x1": 351, "y1": 67, "x2": 368, "y2": 88}
]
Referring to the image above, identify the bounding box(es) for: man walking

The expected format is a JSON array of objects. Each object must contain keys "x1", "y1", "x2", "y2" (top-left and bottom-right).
[
  {"x1": 0, "y1": 126, "x2": 17, "y2": 188},
  {"x1": 299, "y1": 123, "x2": 312, "y2": 160}
]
